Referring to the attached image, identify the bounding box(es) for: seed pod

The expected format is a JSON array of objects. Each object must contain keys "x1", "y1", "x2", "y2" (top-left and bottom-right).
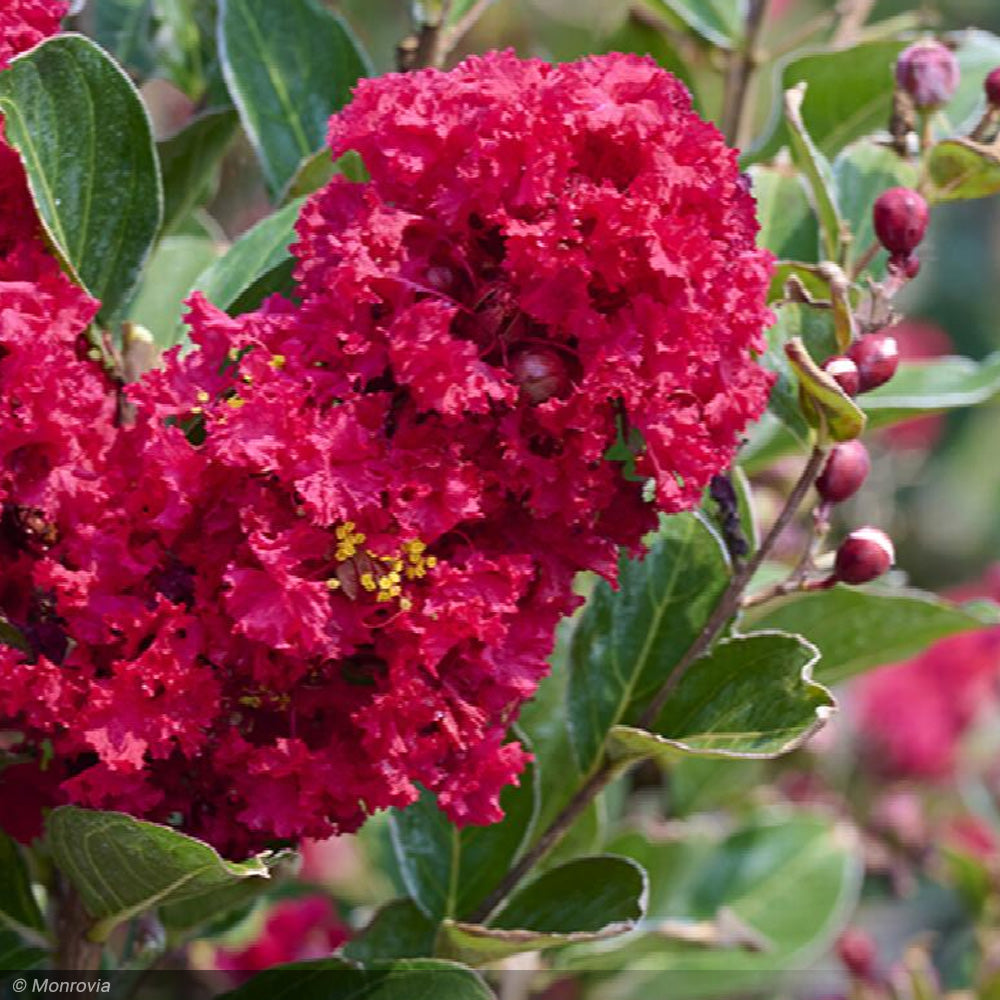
[
  {"x1": 822, "y1": 355, "x2": 860, "y2": 397},
  {"x1": 510, "y1": 347, "x2": 572, "y2": 404}
]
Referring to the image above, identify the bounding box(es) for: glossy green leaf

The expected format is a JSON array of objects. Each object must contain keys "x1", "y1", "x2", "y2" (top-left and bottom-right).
[
  {"x1": 0, "y1": 617, "x2": 29, "y2": 654},
  {"x1": 389, "y1": 761, "x2": 537, "y2": 922},
  {"x1": 281, "y1": 148, "x2": 368, "y2": 204},
  {"x1": 176, "y1": 196, "x2": 304, "y2": 345},
  {"x1": 862, "y1": 353, "x2": 1000, "y2": 428},
  {"x1": 833, "y1": 141, "x2": 919, "y2": 279},
  {"x1": 342, "y1": 899, "x2": 438, "y2": 964},
  {"x1": 750, "y1": 40, "x2": 905, "y2": 164},
  {"x1": 785, "y1": 337, "x2": 866, "y2": 442},
  {"x1": 491, "y1": 855, "x2": 645, "y2": 935},
  {"x1": 762, "y1": 305, "x2": 839, "y2": 442},
  {"x1": 746, "y1": 585, "x2": 999, "y2": 685},
  {"x1": 608, "y1": 632, "x2": 834, "y2": 764},
  {"x1": 158, "y1": 108, "x2": 239, "y2": 236},
  {"x1": 439, "y1": 854, "x2": 646, "y2": 964},
  {"x1": 783, "y1": 84, "x2": 844, "y2": 260},
  {"x1": 0, "y1": 34, "x2": 162, "y2": 321},
  {"x1": 46, "y1": 807, "x2": 274, "y2": 942},
  {"x1": 749, "y1": 165, "x2": 819, "y2": 262},
  {"x1": 219, "y1": 0, "x2": 370, "y2": 195},
  {"x1": 567, "y1": 513, "x2": 731, "y2": 778},
  {"x1": 129, "y1": 235, "x2": 220, "y2": 349},
  {"x1": 928, "y1": 138, "x2": 1000, "y2": 203},
  {"x1": 569, "y1": 812, "x2": 863, "y2": 999},
  {"x1": 648, "y1": 0, "x2": 744, "y2": 49},
  {"x1": 219, "y1": 959, "x2": 494, "y2": 1000}
]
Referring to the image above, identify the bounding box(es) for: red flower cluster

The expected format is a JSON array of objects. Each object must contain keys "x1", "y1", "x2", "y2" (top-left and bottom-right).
[
  {"x1": 0, "y1": 49, "x2": 773, "y2": 856},
  {"x1": 215, "y1": 895, "x2": 349, "y2": 979},
  {"x1": 0, "y1": 0, "x2": 63, "y2": 70}
]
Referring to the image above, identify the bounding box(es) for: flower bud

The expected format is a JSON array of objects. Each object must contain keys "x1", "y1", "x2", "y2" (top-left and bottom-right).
[
  {"x1": 873, "y1": 188, "x2": 929, "y2": 256},
  {"x1": 836, "y1": 927, "x2": 877, "y2": 981},
  {"x1": 822, "y1": 355, "x2": 860, "y2": 397},
  {"x1": 987, "y1": 67, "x2": 1000, "y2": 108},
  {"x1": 848, "y1": 333, "x2": 900, "y2": 393},
  {"x1": 889, "y1": 252, "x2": 921, "y2": 280},
  {"x1": 895, "y1": 40, "x2": 960, "y2": 109},
  {"x1": 816, "y1": 440, "x2": 870, "y2": 504},
  {"x1": 834, "y1": 527, "x2": 894, "y2": 585},
  {"x1": 510, "y1": 346, "x2": 572, "y2": 404}
]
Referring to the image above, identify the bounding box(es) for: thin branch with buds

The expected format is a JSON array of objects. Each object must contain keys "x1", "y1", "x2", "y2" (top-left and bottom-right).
[{"x1": 468, "y1": 445, "x2": 827, "y2": 924}]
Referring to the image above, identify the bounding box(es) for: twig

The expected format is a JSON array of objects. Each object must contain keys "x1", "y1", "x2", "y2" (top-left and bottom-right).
[
  {"x1": 719, "y1": 0, "x2": 771, "y2": 146},
  {"x1": 831, "y1": 0, "x2": 877, "y2": 48},
  {"x1": 53, "y1": 878, "x2": 101, "y2": 972},
  {"x1": 438, "y1": 0, "x2": 495, "y2": 66},
  {"x1": 467, "y1": 761, "x2": 620, "y2": 924},
  {"x1": 467, "y1": 445, "x2": 827, "y2": 924},
  {"x1": 637, "y1": 444, "x2": 826, "y2": 730},
  {"x1": 851, "y1": 239, "x2": 882, "y2": 281}
]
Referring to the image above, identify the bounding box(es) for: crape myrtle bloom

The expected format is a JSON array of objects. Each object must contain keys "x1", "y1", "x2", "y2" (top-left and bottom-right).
[
  {"x1": 0, "y1": 50, "x2": 775, "y2": 856},
  {"x1": 292, "y1": 50, "x2": 774, "y2": 569},
  {"x1": 0, "y1": 0, "x2": 64, "y2": 70}
]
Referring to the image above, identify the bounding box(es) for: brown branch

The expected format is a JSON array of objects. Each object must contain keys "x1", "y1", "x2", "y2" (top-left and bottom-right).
[
  {"x1": 831, "y1": 0, "x2": 877, "y2": 48},
  {"x1": 53, "y1": 879, "x2": 101, "y2": 972},
  {"x1": 719, "y1": 0, "x2": 771, "y2": 146}
]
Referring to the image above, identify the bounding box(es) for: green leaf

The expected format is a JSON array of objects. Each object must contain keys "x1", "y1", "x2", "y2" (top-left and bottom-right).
[
  {"x1": 783, "y1": 84, "x2": 844, "y2": 261},
  {"x1": 762, "y1": 305, "x2": 839, "y2": 441},
  {"x1": 749, "y1": 165, "x2": 820, "y2": 262},
  {"x1": 158, "y1": 108, "x2": 239, "y2": 236},
  {"x1": 46, "y1": 806, "x2": 275, "y2": 942},
  {"x1": 571, "y1": 811, "x2": 863, "y2": 999},
  {"x1": 218, "y1": 0, "x2": 370, "y2": 195},
  {"x1": 649, "y1": 0, "x2": 744, "y2": 49},
  {"x1": 608, "y1": 632, "x2": 834, "y2": 764},
  {"x1": 567, "y1": 513, "x2": 731, "y2": 778},
  {"x1": 750, "y1": 40, "x2": 905, "y2": 164},
  {"x1": 128, "y1": 235, "x2": 220, "y2": 349},
  {"x1": 389, "y1": 761, "x2": 537, "y2": 922},
  {"x1": 927, "y1": 138, "x2": 1000, "y2": 203},
  {"x1": 745, "y1": 584, "x2": 999, "y2": 685},
  {"x1": 833, "y1": 141, "x2": 919, "y2": 279},
  {"x1": 438, "y1": 855, "x2": 647, "y2": 962},
  {"x1": 281, "y1": 148, "x2": 368, "y2": 204},
  {"x1": 0, "y1": 931, "x2": 46, "y2": 972},
  {"x1": 0, "y1": 617, "x2": 29, "y2": 654},
  {"x1": 219, "y1": 958, "x2": 494, "y2": 1000},
  {"x1": 95, "y1": 0, "x2": 156, "y2": 75},
  {"x1": 342, "y1": 899, "x2": 438, "y2": 964},
  {"x1": 862, "y1": 353, "x2": 1000, "y2": 428},
  {"x1": 176, "y1": 196, "x2": 304, "y2": 345},
  {"x1": 0, "y1": 34, "x2": 163, "y2": 321},
  {"x1": 0, "y1": 832, "x2": 46, "y2": 952}
]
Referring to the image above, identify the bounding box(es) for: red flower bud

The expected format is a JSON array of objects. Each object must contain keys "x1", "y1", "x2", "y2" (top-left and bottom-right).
[
  {"x1": 987, "y1": 67, "x2": 1000, "y2": 108},
  {"x1": 895, "y1": 40, "x2": 960, "y2": 108},
  {"x1": 848, "y1": 333, "x2": 900, "y2": 393},
  {"x1": 873, "y1": 188, "x2": 929, "y2": 256},
  {"x1": 510, "y1": 346, "x2": 572, "y2": 404},
  {"x1": 836, "y1": 927, "x2": 878, "y2": 981},
  {"x1": 822, "y1": 355, "x2": 860, "y2": 397},
  {"x1": 889, "y1": 252, "x2": 921, "y2": 280},
  {"x1": 816, "y1": 440, "x2": 870, "y2": 504},
  {"x1": 834, "y1": 527, "x2": 894, "y2": 585}
]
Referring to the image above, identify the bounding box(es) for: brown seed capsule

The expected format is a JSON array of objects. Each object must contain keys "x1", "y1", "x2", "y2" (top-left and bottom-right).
[{"x1": 834, "y1": 527, "x2": 895, "y2": 585}]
